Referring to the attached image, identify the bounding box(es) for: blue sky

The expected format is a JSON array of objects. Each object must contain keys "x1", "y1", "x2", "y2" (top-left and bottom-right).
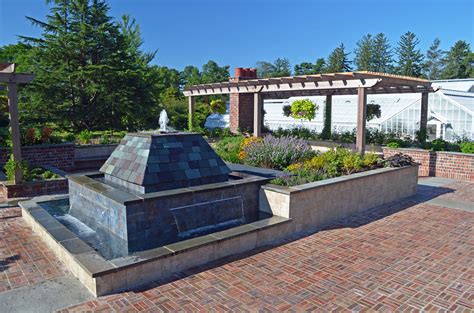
[{"x1": 1, "y1": 0, "x2": 473, "y2": 72}]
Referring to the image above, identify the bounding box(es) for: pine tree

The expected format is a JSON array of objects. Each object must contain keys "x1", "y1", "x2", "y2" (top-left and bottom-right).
[
  {"x1": 423, "y1": 38, "x2": 444, "y2": 80},
  {"x1": 201, "y1": 60, "x2": 230, "y2": 83},
  {"x1": 20, "y1": 0, "x2": 156, "y2": 131},
  {"x1": 273, "y1": 58, "x2": 291, "y2": 76},
  {"x1": 441, "y1": 40, "x2": 473, "y2": 79},
  {"x1": 326, "y1": 43, "x2": 351, "y2": 73},
  {"x1": 294, "y1": 62, "x2": 315, "y2": 75},
  {"x1": 395, "y1": 31, "x2": 424, "y2": 77},
  {"x1": 354, "y1": 34, "x2": 374, "y2": 71},
  {"x1": 372, "y1": 33, "x2": 393, "y2": 73},
  {"x1": 313, "y1": 58, "x2": 326, "y2": 74}
]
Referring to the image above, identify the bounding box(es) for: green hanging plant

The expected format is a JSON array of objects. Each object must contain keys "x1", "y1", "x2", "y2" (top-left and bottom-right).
[
  {"x1": 366, "y1": 103, "x2": 381, "y2": 121},
  {"x1": 210, "y1": 99, "x2": 226, "y2": 115},
  {"x1": 290, "y1": 99, "x2": 318, "y2": 121}
]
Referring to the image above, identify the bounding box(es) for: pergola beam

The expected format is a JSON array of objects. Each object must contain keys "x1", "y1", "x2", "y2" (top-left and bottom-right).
[
  {"x1": 184, "y1": 78, "x2": 381, "y2": 96},
  {"x1": 0, "y1": 73, "x2": 34, "y2": 84}
]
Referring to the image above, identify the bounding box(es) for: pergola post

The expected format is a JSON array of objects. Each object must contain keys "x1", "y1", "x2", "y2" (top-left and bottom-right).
[
  {"x1": 7, "y1": 82, "x2": 23, "y2": 184},
  {"x1": 420, "y1": 92, "x2": 429, "y2": 142},
  {"x1": 187, "y1": 96, "x2": 195, "y2": 131},
  {"x1": 356, "y1": 87, "x2": 367, "y2": 154},
  {"x1": 253, "y1": 92, "x2": 262, "y2": 137},
  {"x1": 321, "y1": 94, "x2": 332, "y2": 139}
]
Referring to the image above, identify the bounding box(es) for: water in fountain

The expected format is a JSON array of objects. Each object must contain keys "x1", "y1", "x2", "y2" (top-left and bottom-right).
[{"x1": 159, "y1": 109, "x2": 169, "y2": 132}]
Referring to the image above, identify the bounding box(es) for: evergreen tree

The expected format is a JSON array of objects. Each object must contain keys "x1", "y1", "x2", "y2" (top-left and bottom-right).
[
  {"x1": 326, "y1": 43, "x2": 351, "y2": 72},
  {"x1": 273, "y1": 58, "x2": 291, "y2": 76},
  {"x1": 372, "y1": 33, "x2": 393, "y2": 73},
  {"x1": 20, "y1": 0, "x2": 157, "y2": 131},
  {"x1": 423, "y1": 38, "x2": 444, "y2": 80},
  {"x1": 395, "y1": 31, "x2": 424, "y2": 77},
  {"x1": 256, "y1": 58, "x2": 290, "y2": 77},
  {"x1": 313, "y1": 58, "x2": 326, "y2": 74},
  {"x1": 354, "y1": 34, "x2": 374, "y2": 71},
  {"x1": 201, "y1": 60, "x2": 230, "y2": 83},
  {"x1": 441, "y1": 40, "x2": 473, "y2": 79},
  {"x1": 255, "y1": 61, "x2": 276, "y2": 78},
  {"x1": 294, "y1": 62, "x2": 315, "y2": 75},
  {"x1": 181, "y1": 66, "x2": 201, "y2": 86}
]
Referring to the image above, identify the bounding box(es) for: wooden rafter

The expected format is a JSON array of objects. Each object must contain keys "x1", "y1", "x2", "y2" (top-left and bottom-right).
[{"x1": 184, "y1": 71, "x2": 434, "y2": 97}]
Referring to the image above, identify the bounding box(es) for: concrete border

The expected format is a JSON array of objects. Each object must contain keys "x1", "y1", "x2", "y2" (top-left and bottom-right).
[
  {"x1": 259, "y1": 165, "x2": 419, "y2": 233},
  {"x1": 19, "y1": 197, "x2": 291, "y2": 297}
]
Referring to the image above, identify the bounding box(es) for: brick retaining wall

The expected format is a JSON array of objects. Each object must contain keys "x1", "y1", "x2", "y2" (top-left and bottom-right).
[
  {"x1": 0, "y1": 178, "x2": 68, "y2": 198},
  {"x1": 383, "y1": 148, "x2": 474, "y2": 181},
  {"x1": 0, "y1": 143, "x2": 75, "y2": 171}
]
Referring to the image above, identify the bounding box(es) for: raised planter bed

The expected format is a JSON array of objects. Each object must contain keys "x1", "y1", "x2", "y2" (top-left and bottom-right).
[
  {"x1": 259, "y1": 165, "x2": 418, "y2": 233},
  {"x1": 0, "y1": 166, "x2": 68, "y2": 199},
  {"x1": 0, "y1": 143, "x2": 75, "y2": 171},
  {"x1": 383, "y1": 147, "x2": 474, "y2": 181},
  {"x1": 0, "y1": 177, "x2": 68, "y2": 198}
]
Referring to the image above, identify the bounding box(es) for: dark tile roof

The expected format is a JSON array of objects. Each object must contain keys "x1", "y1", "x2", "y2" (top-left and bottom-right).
[{"x1": 100, "y1": 133, "x2": 231, "y2": 193}]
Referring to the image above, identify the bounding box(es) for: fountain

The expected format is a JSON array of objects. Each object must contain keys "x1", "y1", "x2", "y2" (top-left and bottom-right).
[
  {"x1": 49, "y1": 129, "x2": 271, "y2": 259},
  {"x1": 159, "y1": 109, "x2": 169, "y2": 132},
  {"x1": 18, "y1": 118, "x2": 292, "y2": 296}
]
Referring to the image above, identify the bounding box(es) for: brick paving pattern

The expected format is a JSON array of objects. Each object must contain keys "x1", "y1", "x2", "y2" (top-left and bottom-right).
[
  {"x1": 0, "y1": 207, "x2": 68, "y2": 293},
  {"x1": 1, "y1": 180, "x2": 473, "y2": 311}
]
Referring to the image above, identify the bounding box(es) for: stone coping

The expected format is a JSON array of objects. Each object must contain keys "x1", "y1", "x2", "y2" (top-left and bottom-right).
[
  {"x1": 19, "y1": 195, "x2": 290, "y2": 279},
  {"x1": 127, "y1": 131, "x2": 197, "y2": 138},
  {"x1": 382, "y1": 147, "x2": 474, "y2": 157},
  {"x1": 66, "y1": 172, "x2": 270, "y2": 205},
  {"x1": 262, "y1": 165, "x2": 418, "y2": 195},
  {"x1": 0, "y1": 142, "x2": 74, "y2": 149},
  {"x1": 0, "y1": 176, "x2": 66, "y2": 187}
]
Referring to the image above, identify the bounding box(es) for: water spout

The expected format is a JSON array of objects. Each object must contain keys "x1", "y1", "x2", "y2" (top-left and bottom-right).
[{"x1": 159, "y1": 110, "x2": 169, "y2": 132}]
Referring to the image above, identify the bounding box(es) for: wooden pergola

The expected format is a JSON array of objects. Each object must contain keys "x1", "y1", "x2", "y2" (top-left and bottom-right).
[
  {"x1": 0, "y1": 63, "x2": 34, "y2": 184},
  {"x1": 184, "y1": 71, "x2": 436, "y2": 154}
]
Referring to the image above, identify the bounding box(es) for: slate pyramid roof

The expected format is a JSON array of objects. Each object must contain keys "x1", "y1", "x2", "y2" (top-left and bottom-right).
[{"x1": 99, "y1": 132, "x2": 231, "y2": 193}]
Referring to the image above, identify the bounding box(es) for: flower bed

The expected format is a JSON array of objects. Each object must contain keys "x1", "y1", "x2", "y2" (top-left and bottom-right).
[
  {"x1": 260, "y1": 165, "x2": 419, "y2": 233},
  {"x1": 271, "y1": 148, "x2": 411, "y2": 187}
]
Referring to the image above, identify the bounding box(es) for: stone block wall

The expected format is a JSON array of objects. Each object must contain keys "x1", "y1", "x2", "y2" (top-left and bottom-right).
[
  {"x1": 260, "y1": 166, "x2": 418, "y2": 233},
  {"x1": 383, "y1": 148, "x2": 474, "y2": 181},
  {"x1": 0, "y1": 143, "x2": 75, "y2": 171}
]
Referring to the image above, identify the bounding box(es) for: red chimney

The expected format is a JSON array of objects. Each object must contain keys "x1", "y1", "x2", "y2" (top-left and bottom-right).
[
  {"x1": 232, "y1": 67, "x2": 258, "y2": 81},
  {"x1": 235, "y1": 67, "x2": 244, "y2": 78}
]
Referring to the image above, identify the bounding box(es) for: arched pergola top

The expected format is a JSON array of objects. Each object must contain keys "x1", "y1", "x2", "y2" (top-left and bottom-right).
[{"x1": 184, "y1": 71, "x2": 436, "y2": 98}]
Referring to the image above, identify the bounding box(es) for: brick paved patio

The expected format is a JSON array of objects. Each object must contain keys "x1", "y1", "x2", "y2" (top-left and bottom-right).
[{"x1": 0, "y1": 178, "x2": 473, "y2": 311}]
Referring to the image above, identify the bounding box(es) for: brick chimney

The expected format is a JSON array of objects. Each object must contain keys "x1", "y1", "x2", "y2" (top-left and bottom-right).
[
  {"x1": 231, "y1": 67, "x2": 258, "y2": 82},
  {"x1": 229, "y1": 67, "x2": 258, "y2": 133}
]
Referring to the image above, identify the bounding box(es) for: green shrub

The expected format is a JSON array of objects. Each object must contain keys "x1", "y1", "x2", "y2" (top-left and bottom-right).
[
  {"x1": 214, "y1": 136, "x2": 244, "y2": 164},
  {"x1": 63, "y1": 133, "x2": 76, "y2": 143},
  {"x1": 430, "y1": 138, "x2": 447, "y2": 151},
  {"x1": 4, "y1": 156, "x2": 30, "y2": 181},
  {"x1": 387, "y1": 141, "x2": 401, "y2": 148},
  {"x1": 77, "y1": 130, "x2": 93, "y2": 144},
  {"x1": 342, "y1": 153, "x2": 363, "y2": 174},
  {"x1": 460, "y1": 142, "x2": 474, "y2": 154}
]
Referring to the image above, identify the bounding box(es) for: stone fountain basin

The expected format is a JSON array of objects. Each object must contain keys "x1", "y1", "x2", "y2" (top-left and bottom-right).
[
  {"x1": 66, "y1": 171, "x2": 272, "y2": 258},
  {"x1": 20, "y1": 194, "x2": 291, "y2": 297}
]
